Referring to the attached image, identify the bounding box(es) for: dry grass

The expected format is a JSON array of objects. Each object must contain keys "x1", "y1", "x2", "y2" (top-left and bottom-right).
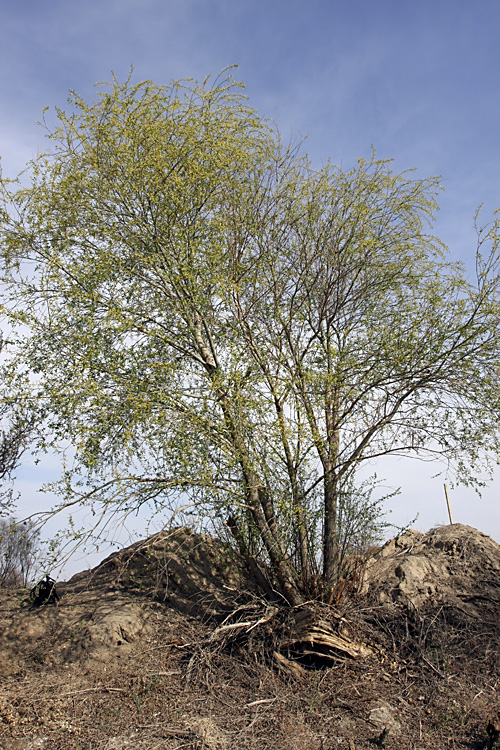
[{"x1": 1, "y1": 525, "x2": 499, "y2": 749}]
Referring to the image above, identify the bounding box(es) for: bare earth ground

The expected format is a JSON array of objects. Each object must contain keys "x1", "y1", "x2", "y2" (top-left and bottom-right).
[{"x1": 0, "y1": 524, "x2": 499, "y2": 749}]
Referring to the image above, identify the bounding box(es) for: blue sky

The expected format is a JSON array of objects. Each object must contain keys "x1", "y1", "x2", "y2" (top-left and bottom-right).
[{"x1": 1, "y1": 0, "x2": 499, "y2": 573}]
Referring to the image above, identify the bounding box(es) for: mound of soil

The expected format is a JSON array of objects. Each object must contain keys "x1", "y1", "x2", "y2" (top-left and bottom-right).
[
  {"x1": 0, "y1": 523, "x2": 499, "y2": 750},
  {"x1": 0, "y1": 527, "x2": 254, "y2": 678},
  {"x1": 361, "y1": 523, "x2": 500, "y2": 625},
  {"x1": 66, "y1": 526, "x2": 257, "y2": 616},
  {"x1": 0, "y1": 587, "x2": 154, "y2": 676}
]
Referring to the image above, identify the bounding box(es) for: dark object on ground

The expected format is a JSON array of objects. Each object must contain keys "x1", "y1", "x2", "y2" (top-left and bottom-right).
[
  {"x1": 29, "y1": 575, "x2": 59, "y2": 607},
  {"x1": 486, "y1": 718, "x2": 500, "y2": 750},
  {"x1": 374, "y1": 727, "x2": 388, "y2": 747}
]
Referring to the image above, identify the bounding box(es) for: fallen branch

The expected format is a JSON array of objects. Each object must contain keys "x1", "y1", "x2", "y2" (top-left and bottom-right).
[{"x1": 209, "y1": 606, "x2": 278, "y2": 641}]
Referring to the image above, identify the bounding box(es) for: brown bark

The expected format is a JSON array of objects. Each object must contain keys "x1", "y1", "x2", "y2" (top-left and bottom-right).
[
  {"x1": 273, "y1": 398, "x2": 311, "y2": 586},
  {"x1": 323, "y1": 467, "x2": 339, "y2": 586},
  {"x1": 193, "y1": 314, "x2": 304, "y2": 606},
  {"x1": 246, "y1": 477, "x2": 304, "y2": 606},
  {"x1": 323, "y1": 378, "x2": 341, "y2": 593}
]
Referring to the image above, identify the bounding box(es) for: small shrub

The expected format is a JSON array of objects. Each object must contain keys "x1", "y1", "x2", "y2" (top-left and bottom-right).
[{"x1": 0, "y1": 517, "x2": 42, "y2": 587}]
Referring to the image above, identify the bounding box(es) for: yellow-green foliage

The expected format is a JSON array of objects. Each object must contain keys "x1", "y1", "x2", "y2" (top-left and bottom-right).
[{"x1": 1, "y1": 70, "x2": 500, "y2": 601}]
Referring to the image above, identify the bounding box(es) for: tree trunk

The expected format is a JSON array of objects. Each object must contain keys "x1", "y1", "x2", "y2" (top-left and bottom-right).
[
  {"x1": 196, "y1": 327, "x2": 304, "y2": 606},
  {"x1": 246, "y1": 477, "x2": 304, "y2": 606},
  {"x1": 323, "y1": 468, "x2": 339, "y2": 593}
]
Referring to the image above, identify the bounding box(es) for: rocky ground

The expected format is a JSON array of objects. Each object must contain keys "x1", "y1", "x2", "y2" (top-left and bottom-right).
[{"x1": 0, "y1": 524, "x2": 499, "y2": 749}]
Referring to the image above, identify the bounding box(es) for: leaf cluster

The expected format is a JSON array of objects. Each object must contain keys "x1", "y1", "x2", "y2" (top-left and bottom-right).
[{"x1": 1, "y1": 72, "x2": 500, "y2": 600}]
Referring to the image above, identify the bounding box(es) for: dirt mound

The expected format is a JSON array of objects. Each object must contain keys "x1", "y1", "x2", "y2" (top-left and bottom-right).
[
  {"x1": 66, "y1": 526, "x2": 256, "y2": 615},
  {"x1": 0, "y1": 527, "x2": 253, "y2": 675},
  {"x1": 361, "y1": 523, "x2": 500, "y2": 626},
  {"x1": 0, "y1": 587, "x2": 157, "y2": 676},
  {"x1": 1, "y1": 524, "x2": 500, "y2": 749}
]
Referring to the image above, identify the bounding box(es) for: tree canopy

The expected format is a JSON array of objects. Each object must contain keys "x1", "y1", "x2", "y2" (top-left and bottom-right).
[{"x1": 1, "y1": 71, "x2": 500, "y2": 604}]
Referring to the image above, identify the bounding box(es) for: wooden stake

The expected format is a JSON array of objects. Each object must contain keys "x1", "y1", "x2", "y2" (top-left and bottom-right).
[{"x1": 444, "y1": 484, "x2": 454, "y2": 524}]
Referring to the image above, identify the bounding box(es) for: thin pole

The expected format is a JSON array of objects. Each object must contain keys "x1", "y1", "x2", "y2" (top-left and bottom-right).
[{"x1": 444, "y1": 484, "x2": 454, "y2": 524}]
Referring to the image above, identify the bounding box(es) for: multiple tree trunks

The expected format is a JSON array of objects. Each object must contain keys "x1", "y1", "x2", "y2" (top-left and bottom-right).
[{"x1": 6, "y1": 75, "x2": 500, "y2": 610}]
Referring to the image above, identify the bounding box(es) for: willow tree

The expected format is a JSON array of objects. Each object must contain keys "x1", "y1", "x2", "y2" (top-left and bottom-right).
[{"x1": 1, "y1": 72, "x2": 500, "y2": 604}]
